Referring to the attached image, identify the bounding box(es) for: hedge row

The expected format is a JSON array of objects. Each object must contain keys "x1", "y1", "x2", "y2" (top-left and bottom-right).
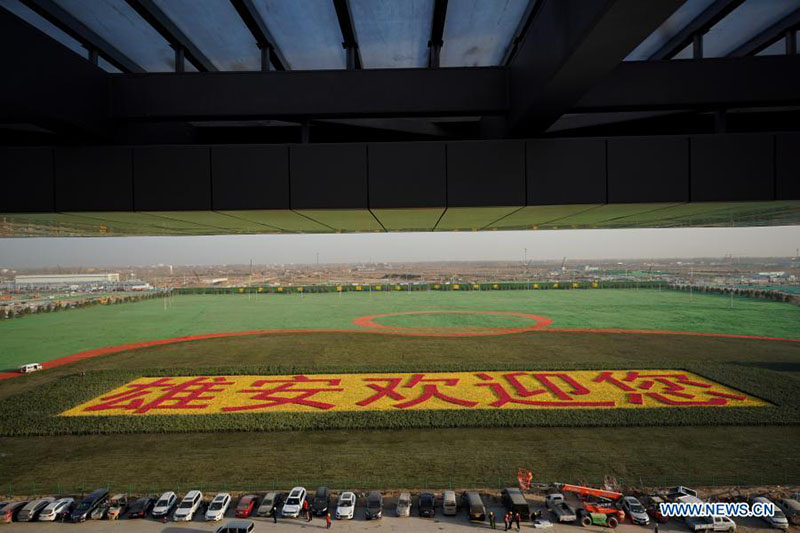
[
  {"x1": 175, "y1": 280, "x2": 667, "y2": 295},
  {"x1": 0, "y1": 360, "x2": 796, "y2": 437}
]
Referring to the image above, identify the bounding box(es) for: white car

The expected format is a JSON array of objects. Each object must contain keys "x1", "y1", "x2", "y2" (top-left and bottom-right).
[
  {"x1": 174, "y1": 490, "x2": 203, "y2": 522},
  {"x1": 396, "y1": 492, "x2": 411, "y2": 517},
  {"x1": 336, "y1": 492, "x2": 356, "y2": 520},
  {"x1": 152, "y1": 491, "x2": 177, "y2": 518},
  {"x1": 282, "y1": 487, "x2": 307, "y2": 518},
  {"x1": 753, "y1": 497, "x2": 789, "y2": 530},
  {"x1": 622, "y1": 496, "x2": 650, "y2": 526},
  {"x1": 205, "y1": 493, "x2": 231, "y2": 522},
  {"x1": 38, "y1": 498, "x2": 74, "y2": 522}
]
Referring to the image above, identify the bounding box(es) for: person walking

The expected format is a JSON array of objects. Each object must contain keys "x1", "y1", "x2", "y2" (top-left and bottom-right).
[
  {"x1": 272, "y1": 503, "x2": 278, "y2": 524},
  {"x1": 302, "y1": 499, "x2": 310, "y2": 522},
  {"x1": 514, "y1": 511, "x2": 521, "y2": 531},
  {"x1": 489, "y1": 510, "x2": 496, "y2": 529},
  {"x1": 655, "y1": 522, "x2": 659, "y2": 533},
  {"x1": 326, "y1": 512, "x2": 332, "y2": 529},
  {"x1": 504, "y1": 512, "x2": 510, "y2": 531}
]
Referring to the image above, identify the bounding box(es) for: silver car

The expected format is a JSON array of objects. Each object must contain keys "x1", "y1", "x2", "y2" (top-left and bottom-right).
[{"x1": 622, "y1": 496, "x2": 650, "y2": 526}]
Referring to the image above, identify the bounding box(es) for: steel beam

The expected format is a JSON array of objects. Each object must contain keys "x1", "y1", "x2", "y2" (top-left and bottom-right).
[
  {"x1": 428, "y1": 0, "x2": 448, "y2": 68},
  {"x1": 19, "y1": 0, "x2": 144, "y2": 72},
  {"x1": 507, "y1": 0, "x2": 684, "y2": 135},
  {"x1": 125, "y1": 0, "x2": 217, "y2": 72},
  {"x1": 726, "y1": 7, "x2": 800, "y2": 57},
  {"x1": 333, "y1": 0, "x2": 362, "y2": 69},
  {"x1": 229, "y1": 0, "x2": 288, "y2": 70},
  {"x1": 648, "y1": 0, "x2": 745, "y2": 60}
]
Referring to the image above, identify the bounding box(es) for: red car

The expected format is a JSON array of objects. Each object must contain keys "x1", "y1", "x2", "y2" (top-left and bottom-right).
[
  {"x1": 235, "y1": 495, "x2": 259, "y2": 518},
  {"x1": 1, "y1": 501, "x2": 29, "y2": 523}
]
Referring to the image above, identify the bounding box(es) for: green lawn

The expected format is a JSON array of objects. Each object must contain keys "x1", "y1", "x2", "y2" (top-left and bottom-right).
[{"x1": 1, "y1": 289, "x2": 799, "y2": 369}]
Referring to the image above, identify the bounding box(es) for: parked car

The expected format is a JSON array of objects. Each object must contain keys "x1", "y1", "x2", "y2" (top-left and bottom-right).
[
  {"x1": 106, "y1": 494, "x2": 128, "y2": 520},
  {"x1": 206, "y1": 493, "x2": 232, "y2": 522},
  {"x1": 126, "y1": 497, "x2": 155, "y2": 519},
  {"x1": 753, "y1": 497, "x2": 789, "y2": 530},
  {"x1": 313, "y1": 487, "x2": 331, "y2": 516},
  {"x1": 464, "y1": 491, "x2": 486, "y2": 521},
  {"x1": 1, "y1": 501, "x2": 29, "y2": 523},
  {"x1": 504, "y1": 487, "x2": 532, "y2": 520},
  {"x1": 214, "y1": 519, "x2": 255, "y2": 533},
  {"x1": 89, "y1": 501, "x2": 108, "y2": 520},
  {"x1": 256, "y1": 492, "x2": 282, "y2": 517},
  {"x1": 685, "y1": 515, "x2": 736, "y2": 532},
  {"x1": 419, "y1": 492, "x2": 436, "y2": 518},
  {"x1": 17, "y1": 497, "x2": 55, "y2": 521},
  {"x1": 365, "y1": 491, "x2": 383, "y2": 520},
  {"x1": 621, "y1": 496, "x2": 650, "y2": 526},
  {"x1": 281, "y1": 487, "x2": 307, "y2": 518},
  {"x1": 173, "y1": 490, "x2": 203, "y2": 522},
  {"x1": 642, "y1": 495, "x2": 669, "y2": 524},
  {"x1": 396, "y1": 492, "x2": 412, "y2": 517},
  {"x1": 69, "y1": 488, "x2": 108, "y2": 522},
  {"x1": 38, "y1": 498, "x2": 74, "y2": 522},
  {"x1": 777, "y1": 498, "x2": 800, "y2": 525},
  {"x1": 443, "y1": 490, "x2": 457, "y2": 516},
  {"x1": 336, "y1": 491, "x2": 356, "y2": 520},
  {"x1": 152, "y1": 491, "x2": 177, "y2": 518},
  {"x1": 235, "y1": 495, "x2": 259, "y2": 519}
]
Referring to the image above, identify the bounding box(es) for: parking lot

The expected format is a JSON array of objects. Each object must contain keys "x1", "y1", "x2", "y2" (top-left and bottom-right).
[{"x1": 0, "y1": 501, "x2": 791, "y2": 533}]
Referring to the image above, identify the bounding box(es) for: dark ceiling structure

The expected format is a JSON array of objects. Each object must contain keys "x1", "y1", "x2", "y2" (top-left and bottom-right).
[{"x1": 1, "y1": 0, "x2": 799, "y2": 236}]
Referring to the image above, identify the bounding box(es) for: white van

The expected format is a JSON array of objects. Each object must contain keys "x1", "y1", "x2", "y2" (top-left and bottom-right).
[
  {"x1": 443, "y1": 490, "x2": 457, "y2": 516},
  {"x1": 19, "y1": 363, "x2": 42, "y2": 373}
]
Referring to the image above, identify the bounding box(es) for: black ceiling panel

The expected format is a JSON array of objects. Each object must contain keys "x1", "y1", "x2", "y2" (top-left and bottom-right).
[
  {"x1": 133, "y1": 146, "x2": 212, "y2": 211},
  {"x1": 776, "y1": 133, "x2": 800, "y2": 201},
  {"x1": 691, "y1": 134, "x2": 774, "y2": 202},
  {"x1": 0, "y1": 147, "x2": 54, "y2": 212},
  {"x1": 527, "y1": 138, "x2": 606, "y2": 205},
  {"x1": 290, "y1": 144, "x2": 368, "y2": 209},
  {"x1": 55, "y1": 146, "x2": 133, "y2": 211},
  {"x1": 607, "y1": 136, "x2": 689, "y2": 203},
  {"x1": 368, "y1": 142, "x2": 446, "y2": 208},
  {"x1": 447, "y1": 140, "x2": 525, "y2": 207},
  {"x1": 211, "y1": 145, "x2": 289, "y2": 210}
]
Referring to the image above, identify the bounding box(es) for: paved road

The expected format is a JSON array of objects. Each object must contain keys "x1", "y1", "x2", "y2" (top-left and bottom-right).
[{"x1": 0, "y1": 504, "x2": 786, "y2": 533}]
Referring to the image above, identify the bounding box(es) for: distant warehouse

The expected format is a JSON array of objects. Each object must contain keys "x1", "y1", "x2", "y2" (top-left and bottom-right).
[{"x1": 15, "y1": 273, "x2": 120, "y2": 289}]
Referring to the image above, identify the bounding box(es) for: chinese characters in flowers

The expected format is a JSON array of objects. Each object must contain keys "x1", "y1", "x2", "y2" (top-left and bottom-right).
[{"x1": 61, "y1": 370, "x2": 767, "y2": 416}]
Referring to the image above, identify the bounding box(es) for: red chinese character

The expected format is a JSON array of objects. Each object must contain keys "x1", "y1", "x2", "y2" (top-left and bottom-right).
[
  {"x1": 593, "y1": 371, "x2": 746, "y2": 406},
  {"x1": 84, "y1": 376, "x2": 235, "y2": 414},
  {"x1": 223, "y1": 375, "x2": 344, "y2": 412},
  {"x1": 476, "y1": 372, "x2": 615, "y2": 407},
  {"x1": 355, "y1": 374, "x2": 478, "y2": 409}
]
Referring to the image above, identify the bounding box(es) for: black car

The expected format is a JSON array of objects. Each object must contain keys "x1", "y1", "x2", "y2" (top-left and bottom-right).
[
  {"x1": 312, "y1": 487, "x2": 330, "y2": 516},
  {"x1": 69, "y1": 488, "x2": 109, "y2": 523},
  {"x1": 418, "y1": 492, "x2": 435, "y2": 518},
  {"x1": 365, "y1": 491, "x2": 383, "y2": 520},
  {"x1": 126, "y1": 497, "x2": 155, "y2": 519}
]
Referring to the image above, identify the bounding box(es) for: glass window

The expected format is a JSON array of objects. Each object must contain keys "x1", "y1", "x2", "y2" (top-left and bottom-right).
[
  {"x1": 252, "y1": 0, "x2": 345, "y2": 70},
  {"x1": 756, "y1": 38, "x2": 785, "y2": 55},
  {"x1": 49, "y1": 0, "x2": 175, "y2": 71},
  {"x1": 150, "y1": 0, "x2": 259, "y2": 70},
  {"x1": 351, "y1": 0, "x2": 433, "y2": 68},
  {"x1": 704, "y1": 0, "x2": 800, "y2": 57},
  {"x1": 441, "y1": 0, "x2": 531, "y2": 66}
]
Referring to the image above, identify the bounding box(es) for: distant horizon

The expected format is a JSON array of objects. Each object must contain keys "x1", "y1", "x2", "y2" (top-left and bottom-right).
[{"x1": 1, "y1": 225, "x2": 798, "y2": 269}]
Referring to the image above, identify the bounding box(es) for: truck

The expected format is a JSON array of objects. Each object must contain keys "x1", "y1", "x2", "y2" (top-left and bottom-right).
[
  {"x1": 685, "y1": 515, "x2": 736, "y2": 532},
  {"x1": 553, "y1": 483, "x2": 626, "y2": 522},
  {"x1": 546, "y1": 494, "x2": 577, "y2": 523}
]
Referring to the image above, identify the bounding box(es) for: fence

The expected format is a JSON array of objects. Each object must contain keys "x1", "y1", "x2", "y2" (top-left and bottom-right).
[{"x1": 4, "y1": 471, "x2": 797, "y2": 499}]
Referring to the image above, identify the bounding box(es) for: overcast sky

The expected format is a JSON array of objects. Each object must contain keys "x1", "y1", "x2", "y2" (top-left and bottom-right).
[{"x1": 0, "y1": 226, "x2": 798, "y2": 268}]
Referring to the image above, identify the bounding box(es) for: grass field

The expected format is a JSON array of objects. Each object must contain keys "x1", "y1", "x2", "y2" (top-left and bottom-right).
[
  {"x1": 1, "y1": 289, "x2": 800, "y2": 369},
  {"x1": 0, "y1": 289, "x2": 799, "y2": 492}
]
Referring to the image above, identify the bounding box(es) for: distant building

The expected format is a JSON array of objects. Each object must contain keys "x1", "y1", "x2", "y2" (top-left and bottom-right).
[{"x1": 15, "y1": 273, "x2": 120, "y2": 289}]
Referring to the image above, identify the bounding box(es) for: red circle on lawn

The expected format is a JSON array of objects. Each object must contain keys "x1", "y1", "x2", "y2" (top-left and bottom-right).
[{"x1": 352, "y1": 310, "x2": 553, "y2": 336}]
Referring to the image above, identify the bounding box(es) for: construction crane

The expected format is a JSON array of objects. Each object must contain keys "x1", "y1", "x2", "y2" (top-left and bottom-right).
[{"x1": 553, "y1": 483, "x2": 626, "y2": 521}]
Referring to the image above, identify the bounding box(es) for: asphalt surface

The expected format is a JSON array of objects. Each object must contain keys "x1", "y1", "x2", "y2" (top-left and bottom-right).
[{"x1": 0, "y1": 503, "x2": 789, "y2": 533}]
